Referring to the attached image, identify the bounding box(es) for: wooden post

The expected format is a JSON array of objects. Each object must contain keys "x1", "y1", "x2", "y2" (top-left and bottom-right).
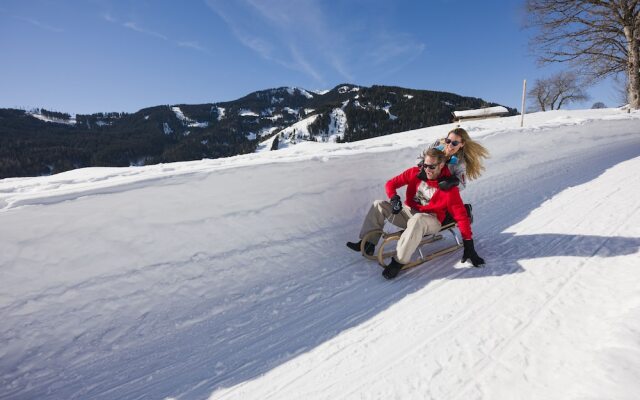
[{"x1": 521, "y1": 79, "x2": 527, "y2": 127}]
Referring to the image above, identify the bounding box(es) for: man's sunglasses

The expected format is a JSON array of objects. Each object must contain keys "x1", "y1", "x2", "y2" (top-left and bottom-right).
[
  {"x1": 423, "y1": 164, "x2": 438, "y2": 170},
  {"x1": 445, "y1": 138, "x2": 461, "y2": 146}
]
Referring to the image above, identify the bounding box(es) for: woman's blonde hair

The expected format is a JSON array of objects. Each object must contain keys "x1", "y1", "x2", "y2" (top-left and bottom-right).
[{"x1": 447, "y1": 127, "x2": 489, "y2": 180}]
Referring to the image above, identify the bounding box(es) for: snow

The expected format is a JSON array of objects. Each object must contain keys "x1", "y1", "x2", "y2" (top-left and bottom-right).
[
  {"x1": 163, "y1": 122, "x2": 173, "y2": 135},
  {"x1": 247, "y1": 126, "x2": 278, "y2": 141},
  {"x1": 172, "y1": 106, "x2": 209, "y2": 128},
  {"x1": 286, "y1": 87, "x2": 314, "y2": 99},
  {"x1": 298, "y1": 89, "x2": 314, "y2": 99},
  {"x1": 256, "y1": 114, "x2": 320, "y2": 151},
  {"x1": 453, "y1": 106, "x2": 510, "y2": 118},
  {"x1": 28, "y1": 111, "x2": 76, "y2": 125},
  {"x1": 353, "y1": 100, "x2": 366, "y2": 109},
  {"x1": 254, "y1": 134, "x2": 278, "y2": 153},
  {"x1": 263, "y1": 114, "x2": 283, "y2": 121},
  {"x1": 172, "y1": 106, "x2": 189, "y2": 121},
  {"x1": 259, "y1": 126, "x2": 279, "y2": 137},
  {"x1": 261, "y1": 107, "x2": 275, "y2": 116},
  {"x1": 239, "y1": 109, "x2": 259, "y2": 117},
  {"x1": 327, "y1": 108, "x2": 347, "y2": 141},
  {"x1": 338, "y1": 85, "x2": 360, "y2": 94},
  {"x1": 256, "y1": 108, "x2": 346, "y2": 149},
  {"x1": 190, "y1": 121, "x2": 209, "y2": 128},
  {"x1": 383, "y1": 103, "x2": 398, "y2": 120},
  {"x1": 1, "y1": 108, "x2": 640, "y2": 400},
  {"x1": 216, "y1": 107, "x2": 226, "y2": 121}
]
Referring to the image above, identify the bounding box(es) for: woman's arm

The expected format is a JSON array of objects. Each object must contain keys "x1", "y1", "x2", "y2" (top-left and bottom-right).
[{"x1": 449, "y1": 159, "x2": 467, "y2": 191}]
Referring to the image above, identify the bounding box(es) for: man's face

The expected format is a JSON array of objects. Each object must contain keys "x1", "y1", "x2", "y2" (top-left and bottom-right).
[{"x1": 423, "y1": 155, "x2": 444, "y2": 180}]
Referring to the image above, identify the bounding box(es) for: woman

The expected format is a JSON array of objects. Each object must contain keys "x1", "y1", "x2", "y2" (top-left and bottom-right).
[{"x1": 417, "y1": 127, "x2": 489, "y2": 191}]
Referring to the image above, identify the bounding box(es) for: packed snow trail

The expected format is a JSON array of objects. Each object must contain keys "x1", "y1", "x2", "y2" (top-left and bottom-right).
[
  {"x1": 210, "y1": 118, "x2": 640, "y2": 400},
  {"x1": 212, "y1": 155, "x2": 640, "y2": 400},
  {"x1": 0, "y1": 110, "x2": 639, "y2": 399}
]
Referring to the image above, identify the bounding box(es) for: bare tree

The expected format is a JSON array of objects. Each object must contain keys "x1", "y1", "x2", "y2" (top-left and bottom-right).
[
  {"x1": 528, "y1": 71, "x2": 590, "y2": 110},
  {"x1": 526, "y1": 0, "x2": 640, "y2": 109},
  {"x1": 613, "y1": 73, "x2": 631, "y2": 105},
  {"x1": 528, "y1": 77, "x2": 556, "y2": 111}
]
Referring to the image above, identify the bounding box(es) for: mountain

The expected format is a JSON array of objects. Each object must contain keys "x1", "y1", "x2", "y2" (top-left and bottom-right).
[
  {"x1": 0, "y1": 84, "x2": 516, "y2": 179},
  {"x1": 1, "y1": 108, "x2": 639, "y2": 399}
]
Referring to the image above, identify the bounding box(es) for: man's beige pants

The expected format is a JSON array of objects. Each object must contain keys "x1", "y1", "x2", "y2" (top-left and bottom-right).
[{"x1": 359, "y1": 200, "x2": 442, "y2": 264}]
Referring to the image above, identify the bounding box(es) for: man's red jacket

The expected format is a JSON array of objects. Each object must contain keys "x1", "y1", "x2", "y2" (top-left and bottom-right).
[{"x1": 385, "y1": 166, "x2": 472, "y2": 240}]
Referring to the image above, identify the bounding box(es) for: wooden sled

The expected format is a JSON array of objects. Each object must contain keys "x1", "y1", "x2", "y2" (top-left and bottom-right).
[{"x1": 360, "y1": 222, "x2": 463, "y2": 271}]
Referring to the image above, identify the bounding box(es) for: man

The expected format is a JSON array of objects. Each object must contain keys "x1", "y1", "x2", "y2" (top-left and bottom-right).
[{"x1": 347, "y1": 148, "x2": 485, "y2": 279}]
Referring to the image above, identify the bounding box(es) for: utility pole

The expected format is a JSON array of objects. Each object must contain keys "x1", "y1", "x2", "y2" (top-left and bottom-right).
[{"x1": 521, "y1": 79, "x2": 526, "y2": 127}]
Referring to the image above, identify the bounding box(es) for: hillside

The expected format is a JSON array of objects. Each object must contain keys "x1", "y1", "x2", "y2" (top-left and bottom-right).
[
  {"x1": 0, "y1": 108, "x2": 639, "y2": 400},
  {"x1": 0, "y1": 84, "x2": 515, "y2": 178}
]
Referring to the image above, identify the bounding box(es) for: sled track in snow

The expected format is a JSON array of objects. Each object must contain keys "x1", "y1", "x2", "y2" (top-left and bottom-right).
[{"x1": 451, "y1": 241, "x2": 612, "y2": 399}]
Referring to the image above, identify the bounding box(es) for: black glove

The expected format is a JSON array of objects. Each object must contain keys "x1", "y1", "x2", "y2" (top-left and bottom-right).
[
  {"x1": 438, "y1": 176, "x2": 460, "y2": 190},
  {"x1": 390, "y1": 194, "x2": 402, "y2": 214},
  {"x1": 462, "y1": 239, "x2": 485, "y2": 267}
]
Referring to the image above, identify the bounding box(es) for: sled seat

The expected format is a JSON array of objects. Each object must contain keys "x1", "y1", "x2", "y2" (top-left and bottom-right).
[{"x1": 370, "y1": 203, "x2": 471, "y2": 244}]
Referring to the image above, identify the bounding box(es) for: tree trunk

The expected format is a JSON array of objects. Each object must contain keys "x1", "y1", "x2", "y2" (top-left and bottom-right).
[
  {"x1": 624, "y1": 25, "x2": 640, "y2": 109},
  {"x1": 557, "y1": 98, "x2": 565, "y2": 109}
]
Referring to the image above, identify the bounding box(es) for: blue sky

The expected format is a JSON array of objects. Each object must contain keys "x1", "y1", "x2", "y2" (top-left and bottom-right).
[{"x1": 0, "y1": 0, "x2": 622, "y2": 114}]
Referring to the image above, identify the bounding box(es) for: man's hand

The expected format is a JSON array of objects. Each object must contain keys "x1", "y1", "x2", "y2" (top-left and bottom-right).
[
  {"x1": 462, "y1": 239, "x2": 485, "y2": 267},
  {"x1": 390, "y1": 194, "x2": 402, "y2": 214}
]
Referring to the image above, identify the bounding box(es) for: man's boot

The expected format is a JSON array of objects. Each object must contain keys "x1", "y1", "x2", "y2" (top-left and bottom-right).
[
  {"x1": 382, "y1": 257, "x2": 404, "y2": 279},
  {"x1": 346, "y1": 240, "x2": 375, "y2": 256}
]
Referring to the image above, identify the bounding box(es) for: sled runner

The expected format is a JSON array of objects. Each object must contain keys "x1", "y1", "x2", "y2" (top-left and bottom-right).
[
  {"x1": 359, "y1": 204, "x2": 472, "y2": 271},
  {"x1": 360, "y1": 222, "x2": 463, "y2": 271}
]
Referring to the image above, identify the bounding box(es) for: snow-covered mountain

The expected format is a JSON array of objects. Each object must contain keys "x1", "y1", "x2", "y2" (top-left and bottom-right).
[
  {"x1": 1, "y1": 108, "x2": 639, "y2": 400},
  {"x1": 0, "y1": 84, "x2": 515, "y2": 178}
]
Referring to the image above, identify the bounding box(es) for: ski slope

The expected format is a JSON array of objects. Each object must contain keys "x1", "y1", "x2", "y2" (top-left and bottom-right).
[{"x1": 1, "y1": 109, "x2": 639, "y2": 400}]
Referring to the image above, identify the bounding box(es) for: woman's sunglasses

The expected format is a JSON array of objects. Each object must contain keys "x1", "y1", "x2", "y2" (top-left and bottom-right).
[
  {"x1": 445, "y1": 138, "x2": 461, "y2": 146},
  {"x1": 423, "y1": 164, "x2": 438, "y2": 170}
]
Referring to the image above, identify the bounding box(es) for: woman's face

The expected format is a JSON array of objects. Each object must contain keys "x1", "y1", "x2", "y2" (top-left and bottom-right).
[{"x1": 445, "y1": 132, "x2": 464, "y2": 154}]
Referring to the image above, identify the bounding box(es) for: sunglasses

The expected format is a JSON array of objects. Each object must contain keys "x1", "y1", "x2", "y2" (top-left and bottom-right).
[
  {"x1": 423, "y1": 163, "x2": 439, "y2": 170},
  {"x1": 445, "y1": 138, "x2": 461, "y2": 146}
]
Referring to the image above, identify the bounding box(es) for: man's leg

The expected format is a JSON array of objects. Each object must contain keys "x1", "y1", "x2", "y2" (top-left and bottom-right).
[
  {"x1": 358, "y1": 200, "x2": 410, "y2": 244},
  {"x1": 395, "y1": 213, "x2": 442, "y2": 264}
]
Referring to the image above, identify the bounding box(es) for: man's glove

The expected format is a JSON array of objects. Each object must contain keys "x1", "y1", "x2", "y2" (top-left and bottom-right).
[
  {"x1": 438, "y1": 176, "x2": 460, "y2": 191},
  {"x1": 461, "y1": 239, "x2": 485, "y2": 267},
  {"x1": 390, "y1": 194, "x2": 402, "y2": 214}
]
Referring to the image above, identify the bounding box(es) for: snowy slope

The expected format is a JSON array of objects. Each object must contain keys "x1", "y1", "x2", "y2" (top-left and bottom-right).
[
  {"x1": 1, "y1": 109, "x2": 639, "y2": 400},
  {"x1": 256, "y1": 114, "x2": 320, "y2": 152},
  {"x1": 28, "y1": 110, "x2": 77, "y2": 125}
]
